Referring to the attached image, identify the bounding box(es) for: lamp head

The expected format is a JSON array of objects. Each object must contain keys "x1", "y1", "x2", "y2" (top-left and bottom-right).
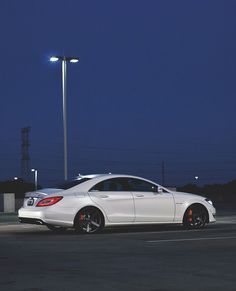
[
  {"x1": 70, "y1": 58, "x2": 79, "y2": 63},
  {"x1": 50, "y1": 56, "x2": 59, "y2": 62}
]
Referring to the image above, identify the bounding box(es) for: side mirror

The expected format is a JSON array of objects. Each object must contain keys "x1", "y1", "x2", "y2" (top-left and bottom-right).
[{"x1": 158, "y1": 187, "x2": 164, "y2": 193}]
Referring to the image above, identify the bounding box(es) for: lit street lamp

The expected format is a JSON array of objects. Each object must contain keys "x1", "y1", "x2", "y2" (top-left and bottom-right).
[
  {"x1": 31, "y1": 169, "x2": 38, "y2": 191},
  {"x1": 50, "y1": 55, "x2": 80, "y2": 180}
]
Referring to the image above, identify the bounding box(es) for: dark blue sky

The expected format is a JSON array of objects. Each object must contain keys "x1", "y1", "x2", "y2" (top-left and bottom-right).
[{"x1": 1, "y1": 0, "x2": 236, "y2": 187}]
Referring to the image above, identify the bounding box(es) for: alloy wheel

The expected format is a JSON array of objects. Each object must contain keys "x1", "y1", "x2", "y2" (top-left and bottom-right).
[
  {"x1": 184, "y1": 206, "x2": 208, "y2": 229},
  {"x1": 75, "y1": 208, "x2": 104, "y2": 234}
]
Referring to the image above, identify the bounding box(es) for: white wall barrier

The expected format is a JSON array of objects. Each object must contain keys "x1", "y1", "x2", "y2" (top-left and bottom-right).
[{"x1": 0, "y1": 193, "x2": 15, "y2": 212}]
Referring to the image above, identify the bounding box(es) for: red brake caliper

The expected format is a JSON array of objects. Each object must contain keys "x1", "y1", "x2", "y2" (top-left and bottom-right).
[
  {"x1": 79, "y1": 214, "x2": 85, "y2": 221},
  {"x1": 187, "y1": 209, "x2": 193, "y2": 222}
]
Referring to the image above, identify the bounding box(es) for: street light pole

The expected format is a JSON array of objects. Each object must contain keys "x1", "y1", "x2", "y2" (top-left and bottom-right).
[
  {"x1": 50, "y1": 55, "x2": 79, "y2": 181},
  {"x1": 62, "y1": 58, "x2": 68, "y2": 180}
]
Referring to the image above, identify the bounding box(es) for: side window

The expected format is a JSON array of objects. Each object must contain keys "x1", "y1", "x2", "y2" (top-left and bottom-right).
[
  {"x1": 90, "y1": 178, "x2": 129, "y2": 192},
  {"x1": 127, "y1": 178, "x2": 157, "y2": 192}
]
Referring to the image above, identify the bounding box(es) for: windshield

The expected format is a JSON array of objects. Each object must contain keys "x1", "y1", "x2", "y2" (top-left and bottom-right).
[{"x1": 56, "y1": 178, "x2": 91, "y2": 190}]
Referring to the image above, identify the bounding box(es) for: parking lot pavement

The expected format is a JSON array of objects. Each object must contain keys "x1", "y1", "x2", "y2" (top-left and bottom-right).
[
  {"x1": 0, "y1": 212, "x2": 236, "y2": 291},
  {"x1": 216, "y1": 215, "x2": 236, "y2": 224}
]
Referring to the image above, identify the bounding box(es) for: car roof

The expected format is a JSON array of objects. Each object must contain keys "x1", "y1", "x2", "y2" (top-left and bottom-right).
[{"x1": 64, "y1": 174, "x2": 162, "y2": 192}]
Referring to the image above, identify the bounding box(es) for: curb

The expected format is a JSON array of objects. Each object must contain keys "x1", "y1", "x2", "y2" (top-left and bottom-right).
[{"x1": 0, "y1": 213, "x2": 18, "y2": 224}]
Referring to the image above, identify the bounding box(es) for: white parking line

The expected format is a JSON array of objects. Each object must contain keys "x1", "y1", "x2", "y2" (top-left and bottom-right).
[{"x1": 147, "y1": 236, "x2": 236, "y2": 243}]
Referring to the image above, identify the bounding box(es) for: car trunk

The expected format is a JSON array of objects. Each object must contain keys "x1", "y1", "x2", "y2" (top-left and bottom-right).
[{"x1": 23, "y1": 188, "x2": 63, "y2": 208}]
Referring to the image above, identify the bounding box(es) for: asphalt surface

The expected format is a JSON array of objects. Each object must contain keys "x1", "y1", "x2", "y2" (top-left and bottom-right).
[{"x1": 0, "y1": 213, "x2": 236, "y2": 291}]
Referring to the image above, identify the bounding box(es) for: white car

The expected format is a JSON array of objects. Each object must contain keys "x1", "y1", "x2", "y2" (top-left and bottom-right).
[{"x1": 18, "y1": 174, "x2": 216, "y2": 233}]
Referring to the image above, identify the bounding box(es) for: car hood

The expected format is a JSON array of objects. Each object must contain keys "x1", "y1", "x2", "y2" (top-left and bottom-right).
[
  {"x1": 25, "y1": 188, "x2": 63, "y2": 198},
  {"x1": 172, "y1": 191, "x2": 206, "y2": 200}
]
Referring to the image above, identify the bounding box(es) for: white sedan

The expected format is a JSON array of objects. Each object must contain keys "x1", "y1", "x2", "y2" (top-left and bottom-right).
[{"x1": 18, "y1": 174, "x2": 216, "y2": 233}]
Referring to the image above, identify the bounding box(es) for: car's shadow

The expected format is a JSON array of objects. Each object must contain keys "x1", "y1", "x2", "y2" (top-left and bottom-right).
[{"x1": 13, "y1": 223, "x2": 217, "y2": 236}]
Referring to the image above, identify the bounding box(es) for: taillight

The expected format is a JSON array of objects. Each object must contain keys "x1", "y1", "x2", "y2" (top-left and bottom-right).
[{"x1": 36, "y1": 196, "x2": 63, "y2": 207}]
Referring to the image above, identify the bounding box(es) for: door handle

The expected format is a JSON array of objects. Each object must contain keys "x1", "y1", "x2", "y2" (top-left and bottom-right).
[
  {"x1": 136, "y1": 194, "x2": 144, "y2": 197},
  {"x1": 99, "y1": 194, "x2": 109, "y2": 198}
]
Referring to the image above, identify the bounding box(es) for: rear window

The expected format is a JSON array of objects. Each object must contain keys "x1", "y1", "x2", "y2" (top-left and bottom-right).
[{"x1": 56, "y1": 178, "x2": 91, "y2": 190}]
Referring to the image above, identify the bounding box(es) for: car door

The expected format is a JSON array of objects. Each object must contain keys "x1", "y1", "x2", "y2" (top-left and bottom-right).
[
  {"x1": 127, "y1": 178, "x2": 175, "y2": 222},
  {"x1": 88, "y1": 178, "x2": 135, "y2": 223}
]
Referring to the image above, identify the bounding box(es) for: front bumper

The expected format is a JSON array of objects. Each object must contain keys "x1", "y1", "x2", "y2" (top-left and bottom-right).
[{"x1": 208, "y1": 205, "x2": 216, "y2": 223}]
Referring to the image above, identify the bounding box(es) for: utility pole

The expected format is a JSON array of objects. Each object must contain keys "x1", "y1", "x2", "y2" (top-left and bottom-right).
[{"x1": 21, "y1": 127, "x2": 30, "y2": 180}]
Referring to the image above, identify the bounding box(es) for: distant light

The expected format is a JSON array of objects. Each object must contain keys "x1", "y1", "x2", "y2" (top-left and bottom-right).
[
  {"x1": 70, "y1": 58, "x2": 79, "y2": 63},
  {"x1": 14, "y1": 177, "x2": 18, "y2": 180},
  {"x1": 31, "y1": 168, "x2": 36, "y2": 172},
  {"x1": 50, "y1": 56, "x2": 59, "y2": 62},
  {"x1": 195, "y1": 176, "x2": 199, "y2": 180}
]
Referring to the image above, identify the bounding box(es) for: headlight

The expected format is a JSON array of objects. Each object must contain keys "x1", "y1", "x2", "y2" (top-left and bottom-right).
[{"x1": 205, "y1": 198, "x2": 213, "y2": 206}]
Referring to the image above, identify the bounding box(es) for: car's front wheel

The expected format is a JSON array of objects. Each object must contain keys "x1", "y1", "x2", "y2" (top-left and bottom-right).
[
  {"x1": 183, "y1": 205, "x2": 208, "y2": 229},
  {"x1": 74, "y1": 207, "x2": 104, "y2": 234}
]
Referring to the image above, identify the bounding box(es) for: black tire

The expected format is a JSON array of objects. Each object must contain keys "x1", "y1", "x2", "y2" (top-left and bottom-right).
[
  {"x1": 183, "y1": 205, "x2": 208, "y2": 229},
  {"x1": 46, "y1": 224, "x2": 67, "y2": 232},
  {"x1": 74, "y1": 207, "x2": 104, "y2": 234}
]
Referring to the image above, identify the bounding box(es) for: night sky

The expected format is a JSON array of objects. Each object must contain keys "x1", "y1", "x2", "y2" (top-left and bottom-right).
[{"x1": 1, "y1": 0, "x2": 236, "y2": 187}]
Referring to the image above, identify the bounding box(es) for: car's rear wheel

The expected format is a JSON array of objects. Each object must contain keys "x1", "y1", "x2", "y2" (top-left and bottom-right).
[
  {"x1": 74, "y1": 207, "x2": 104, "y2": 234},
  {"x1": 46, "y1": 224, "x2": 67, "y2": 232},
  {"x1": 183, "y1": 205, "x2": 208, "y2": 229}
]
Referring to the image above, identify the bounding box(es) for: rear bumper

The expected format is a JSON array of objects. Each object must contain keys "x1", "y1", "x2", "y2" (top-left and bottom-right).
[
  {"x1": 18, "y1": 207, "x2": 47, "y2": 225},
  {"x1": 18, "y1": 207, "x2": 73, "y2": 227},
  {"x1": 19, "y1": 217, "x2": 45, "y2": 225},
  {"x1": 18, "y1": 207, "x2": 45, "y2": 221}
]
